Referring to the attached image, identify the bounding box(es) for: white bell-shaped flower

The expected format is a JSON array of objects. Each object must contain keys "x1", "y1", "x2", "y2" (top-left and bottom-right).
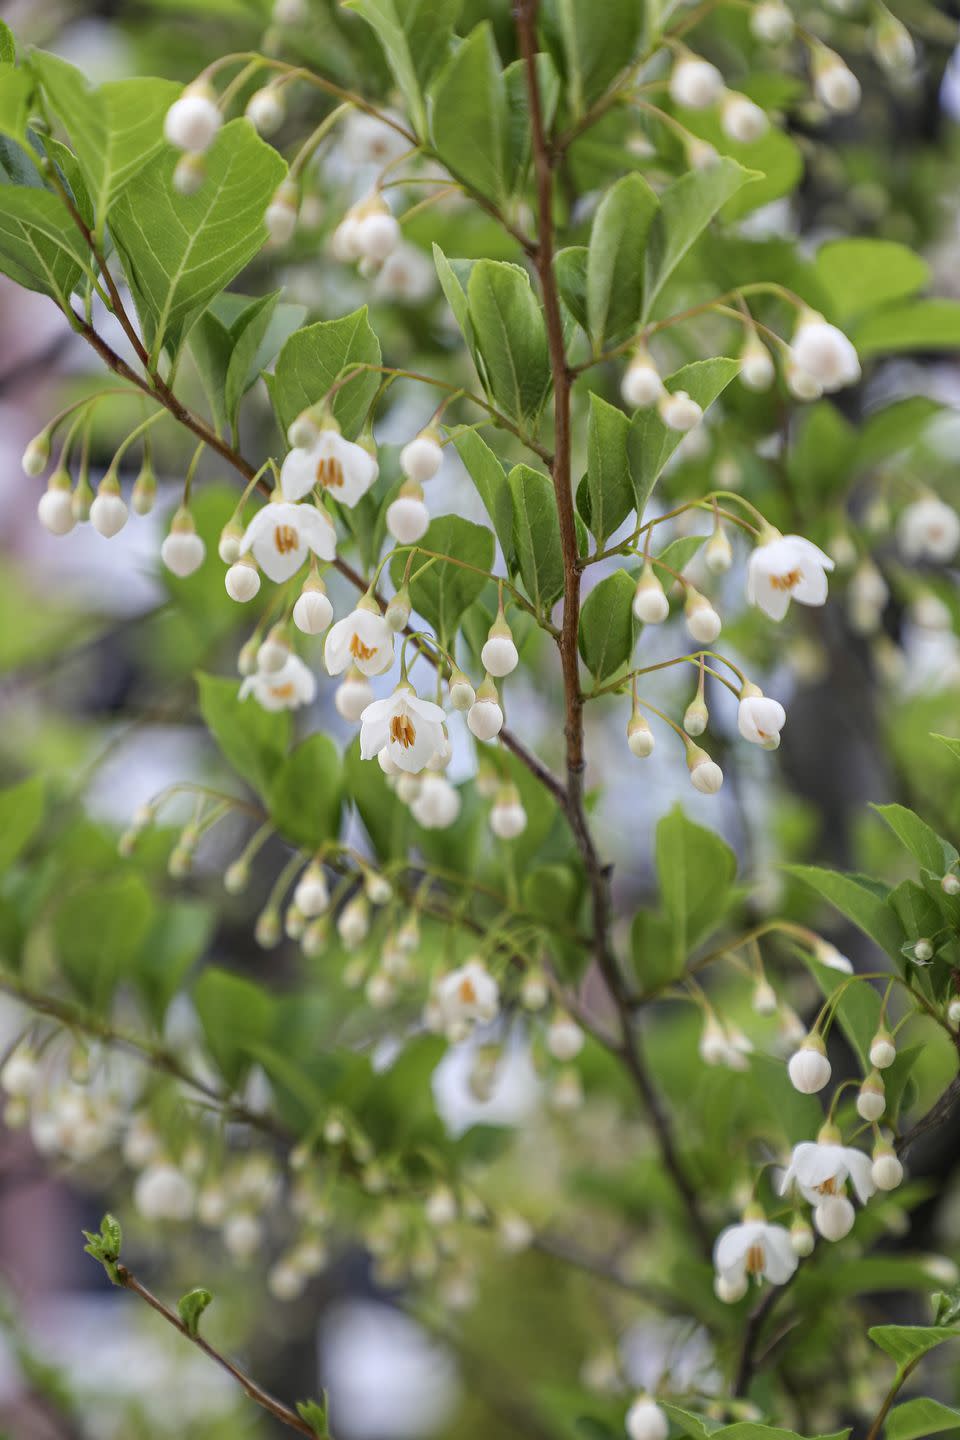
[
  {"x1": 281, "y1": 427, "x2": 379, "y2": 506},
  {"x1": 359, "y1": 682, "x2": 447, "y2": 773},
  {"x1": 410, "y1": 773, "x2": 462, "y2": 829},
  {"x1": 325, "y1": 603, "x2": 394, "y2": 677},
  {"x1": 387, "y1": 481, "x2": 430, "y2": 543},
  {"x1": 293, "y1": 579, "x2": 334, "y2": 634},
  {"x1": 789, "y1": 312, "x2": 861, "y2": 393},
  {"x1": 721, "y1": 91, "x2": 769, "y2": 143},
  {"x1": 714, "y1": 1211, "x2": 798, "y2": 1293},
  {"x1": 780, "y1": 1134, "x2": 876, "y2": 1206},
  {"x1": 787, "y1": 1035, "x2": 831, "y2": 1093},
  {"x1": 239, "y1": 654, "x2": 317, "y2": 712},
  {"x1": 897, "y1": 495, "x2": 960, "y2": 563},
  {"x1": 738, "y1": 684, "x2": 786, "y2": 749},
  {"x1": 164, "y1": 83, "x2": 221, "y2": 153},
  {"x1": 225, "y1": 556, "x2": 261, "y2": 602},
  {"x1": 161, "y1": 507, "x2": 206, "y2": 577},
  {"x1": 240, "y1": 498, "x2": 336, "y2": 583},
  {"x1": 400, "y1": 430, "x2": 444, "y2": 483},
  {"x1": 669, "y1": 55, "x2": 725, "y2": 109},
  {"x1": 335, "y1": 667, "x2": 374, "y2": 722},
  {"x1": 747, "y1": 531, "x2": 834, "y2": 620}
]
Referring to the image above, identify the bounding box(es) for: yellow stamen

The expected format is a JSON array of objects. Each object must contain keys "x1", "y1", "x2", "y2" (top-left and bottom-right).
[
  {"x1": 274, "y1": 524, "x2": 299, "y2": 554},
  {"x1": 771, "y1": 568, "x2": 802, "y2": 591},
  {"x1": 316, "y1": 456, "x2": 345, "y2": 489},
  {"x1": 350, "y1": 633, "x2": 377, "y2": 662},
  {"x1": 390, "y1": 713, "x2": 417, "y2": 749}
]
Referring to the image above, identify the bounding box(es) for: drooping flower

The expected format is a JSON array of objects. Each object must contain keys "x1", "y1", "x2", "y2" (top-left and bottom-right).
[
  {"x1": 747, "y1": 532, "x2": 834, "y2": 621},
  {"x1": 240, "y1": 654, "x2": 317, "y2": 711},
  {"x1": 721, "y1": 92, "x2": 769, "y2": 143},
  {"x1": 669, "y1": 54, "x2": 725, "y2": 109},
  {"x1": 161, "y1": 506, "x2": 206, "y2": 578},
  {"x1": 738, "y1": 684, "x2": 787, "y2": 749},
  {"x1": 812, "y1": 48, "x2": 862, "y2": 113},
  {"x1": 789, "y1": 312, "x2": 861, "y2": 393},
  {"x1": 787, "y1": 1035, "x2": 831, "y2": 1094},
  {"x1": 164, "y1": 83, "x2": 222, "y2": 153},
  {"x1": 624, "y1": 1397, "x2": 669, "y2": 1440},
  {"x1": 293, "y1": 577, "x2": 334, "y2": 634},
  {"x1": 632, "y1": 565, "x2": 670, "y2": 623},
  {"x1": 410, "y1": 773, "x2": 462, "y2": 829},
  {"x1": 897, "y1": 495, "x2": 960, "y2": 563},
  {"x1": 400, "y1": 429, "x2": 444, "y2": 483},
  {"x1": 240, "y1": 499, "x2": 336, "y2": 583},
  {"x1": 225, "y1": 556, "x2": 262, "y2": 603},
  {"x1": 280, "y1": 428, "x2": 379, "y2": 506},
  {"x1": 714, "y1": 1213, "x2": 798, "y2": 1296},
  {"x1": 359, "y1": 683, "x2": 447, "y2": 773},
  {"x1": 325, "y1": 603, "x2": 394, "y2": 677},
  {"x1": 779, "y1": 1136, "x2": 876, "y2": 1207},
  {"x1": 432, "y1": 959, "x2": 500, "y2": 1040}
]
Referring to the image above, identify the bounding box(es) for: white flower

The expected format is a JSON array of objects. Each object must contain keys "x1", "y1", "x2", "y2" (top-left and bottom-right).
[
  {"x1": 164, "y1": 84, "x2": 221, "y2": 153},
  {"x1": 425, "y1": 1184, "x2": 458, "y2": 1227},
  {"x1": 134, "y1": 1162, "x2": 195, "y2": 1221},
  {"x1": 240, "y1": 499, "x2": 335, "y2": 583},
  {"x1": 400, "y1": 431, "x2": 444, "y2": 483},
  {"x1": 337, "y1": 896, "x2": 370, "y2": 949},
  {"x1": 739, "y1": 334, "x2": 775, "y2": 392},
  {"x1": 467, "y1": 686, "x2": 504, "y2": 741},
  {"x1": 448, "y1": 671, "x2": 476, "y2": 711},
  {"x1": 633, "y1": 567, "x2": 670, "y2": 623},
  {"x1": 813, "y1": 52, "x2": 861, "y2": 113},
  {"x1": 434, "y1": 960, "x2": 499, "y2": 1038},
  {"x1": 747, "y1": 532, "x2": 834, "y2": 621},
  {"x1": 90, "y1": 486, "x2": 128, "y2": 538},
  {"x1": 722, "y1": 93, "x2": 769, "y2": 143},
  {"x1": 335, "y1": 668, "x2": 374, "y2": 721},
  {"x1": 410, "y1": 773, "x2": 462, "y2": 829},
  {"x1": 714, "y1": 1216, "x2": 798, "y2": 1291},
  {"x1": 294, "y1": 864, "x2": 329, "y2": 917},
  {"x1": 628, "y1": 715, "x2": 655, "y2": 757},
  {"x1": 814, "y1": 1195, "x2": 855, "y2": 1241},
  {"x1": 387, "y1": 486, "x2": 430, "y2": 543},
  {"x1": 245, "y1": 86, "x2": 285, "y2": 135},
  {"x1": 265, "y1": 182, "x2": 299, "y2": 246},
  {"x1": 1, "y1": 1049, "x2": 38, "y2": 1097},
  {"x1": 872, "y1": 1147, "x2": 903, "y2": 1191},
  {"x1": 481, "y1": 623, "x2": 519, "y2": 677},
  {"x1": 621, "y1": 354, "x2": 664, "y2": 410},
  {"x1": 685, "y1": 592, "x2": 722, "y2": 644},
  {"x1": 857, "y1": 1074, "x2": 886, "y2": 1121},
  {"x1": 490, "y1": 789, "x2": 528, "y2": 839},
  {"x1": 869, "y1": 1030, "x2": 896, "y2": 1069},
  {"x1": 897, "y1": 496, "x2": 960, "y2": 563},
  {"x1": 688, "y1": 746, "x2": 723, "y2": 794},
  {"x1": 223, "y1": 1212, "x2": 262, "y2": 1261},
  {"x1": 751, "y1": 0, "x2": 794, "y2": 42},
  {"x1": 658, "y1": 389, "x2": 703, "y2": 432},
  {"x1": 625, "y1": 1397, "x2": 669, "y2": 1440},
  {"x1": 373, "y1": 244, "x2": 435, "y2": 303},
  {"x1": 669, "y1": 55, "x2": 725, "y2": 109},
  {"x1": 813, "y1": 938, "x2": 853, "y2": 973},
  {"x1": 738, "y1": 688, "x2": 786, "y2": 749},
  {"x1": 779, "y1": 1138, "x2": 876, "y2": 1206},
  {"x1": 225, "y1": 557, "x2": 261, "y2": 602},
  {"x1": 787, "y1": 1038, "x2": 831, "y2": 1094},
  {"x1": 547, "y1": 1013, "x2": 584, "y2": 1062},
  {"x1": 21, "y1": 434, "x2": 49, "y2": 477},
  {"x1": 240, "y1": 655, "x2": 317, "y2": 711},
  {"x1": 280, "y1": 429, "x2": 379, "y2": 507},
  {"x1": 325, "y1": 605, "x2": 394, "y2": 676},
  {"x1": 38, "y1": 479, "x2": 76, "y2": 536},
  {"x1": 790, "y1": 1217, "x2": 815, "y2": 1256},
  {"x1": 293, "y1": 584, "x2": 333, "y2": 634},
  {"x1": 790, "y1": 313, "x2": 861, "y2": 393},
  {"x1": 161, "y1": 507, "x2": 206, "y2": 577},
  {"x1": 359, "y1": 684, "x2": 447, "y2": 774}
]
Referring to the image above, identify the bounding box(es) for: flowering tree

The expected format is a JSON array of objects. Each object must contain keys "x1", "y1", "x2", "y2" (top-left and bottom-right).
[{"x1": 2, "y1": 0, "x2": 960, "y2": 1435}]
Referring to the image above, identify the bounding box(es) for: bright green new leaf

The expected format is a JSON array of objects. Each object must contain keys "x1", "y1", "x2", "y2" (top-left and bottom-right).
[
  {"x1": 429, "y1": 23, "x2": 509, "y2": 204},
  {"x1": 454, "y1": 429, "x2": 514, "y2": 567},
  {"x1": 177, "y1": 1288, "x2": 213, "y2": 1338},
  {"x1": 0, "y1": 64, "x2": 32, "y2": 144},
  {"x1": 644, "y1": 158, "x2": 757, "y2": 318},
  {"x1": 509, "y1": 463, "x2": 564, "y2": 613},
  {"x1": 0, "y1": 22, "x2": 14, "y2": 63},
  {"x1": 627, "y1": 358, "x2": 740, "y2": 517},
  {"x1": 389, "y1": 514, "x2": 494, "y2": 643},
  {"x1": 584, "y1": 391, "x2": 633, "y2": 545},
  {"x1": 854, "y1": 300, "x2": 960, "y2": 357},
  {"x1": 788, "y1": 865, "x2": 907, "y2": 960},
  {"x1": 872, "y1": 802, "x2": 958, "y2": 875},
  {"x1": 656, "y1": 807, "x2": 737, "y2": 964},
  {"x1": 868, "y1": 1324, "x2": 960, "y2": 1369},
  {"x1": 30, "y1": 52, "x2": 179, "y2": 229},
  {"x1": 586, "y1": 171, "x2": 658, "y2": 347},
  {"x1": 268, "y1": 734, "x2": 343, "y2": 850},
  {"x1": 467, "y1": 258, "x2": 552, "y2": 424},
  {"x1": 885, "y1": 1397, "x2": 960, "y2": 1440},
  {"x1": 579, "y1": 569, "x2": 636, "y2": 682},
  {"x1": 110, "y1": 119, "x2": 287, "y2": 358},
  {"x1": 271, "y1": 307, "x2": 381, "y2": 441},
  {"x1": 196, "y1": 671, "x2": 291, "y2": 798},
  {"x1": 0, "y1": 774, "x2": 44, "y2": 871},
  {"x1": 814, "y1": 239, "x2": 929, "y2": 323}
]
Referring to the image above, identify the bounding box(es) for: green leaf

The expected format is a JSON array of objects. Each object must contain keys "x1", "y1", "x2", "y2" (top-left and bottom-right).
[
  {"x1": 193, "y1": 967, "x2": 275, "y2": 1087},
  {"x1": 0, "y1": 774, "x2": 44, "y2": 871},
  {"x1": 555, "y1": 245, "x2": 588, "y2": 332},
  {"x1": 344, "y1": 0, "x2": 459, "y2": 137},
  {"x1": 509, "y1": 463, "x2": 564, "y2": 613},
  {"x1": 30, "y1": 53, "x2": 179, "y2": 228},
  {"x1": 814, "y1": 238, "x2": 928, "y2": 324},
  {"x1": 885, "y1": 1398, "x2": 960, "y2": 1440},
  {"x1": 467, "y1": 258, "x2": 551, "y2": 424},
  {"x1": 586, "y1": 171, "x2": 658, "y2": 347},
  {"x1": 453, "y1": 430, "x2": 514, "y2": 568},
  {"x1": 503, "y1": 54, "x2": 560, "y2": 193},
  {"x1": 0, "y1": 184, "x2": 88, "y2": 305},
  {"x1": 196, "y1": 671, "x2": 291, "y2": 798},
  {"x1": 579, "y1": 570, "x2": 636, "y2": 682},
  {"x1": 933, "y1": 733, "x2": 960, "y2": 764},
  {"x1": 643, "y1": 158, "x2": 757, "y2": 319},
  {"x1": 177, "y1": 1287, "x2": 213, "y2": 1338},
  {"x1": 803, "y1": 954, "x2": 881, "y2": 1069},
  {"x1": 136, "y1": 900, "x2": 214, "y2": 1028},
  {"x1": 344, "y1": 738, "x2": 408, "y2": 861},
  {"x1": 429, "y1": 22, "x2": 509, "y2": 204},
  {"x1": 54, "y1": 873, "x2": 155, "y2": 1008},
  {"x1": 390, "y1": 514, "x2": 494, "y2": 643},
  {"x1": 584, "y1": 391, "x2": 633, "y2": 545},
  {"x1": 872, "y1": 803, "x2": 958, "y2": 875},
  {"x1": 222, "y1": 291, "x2": 307, "y2": 430},
  {"x1": 82, "y1": 1212, "x2": 123, "y2": 1284},
  {"x1": 271, "y1": 307, "x2": 381, "y2": 441},
  {"x1": 868, "y1": 1324, "x2": 960, "y2": 1369},
  {"x1": 854, "y1": 300, "x2": 960, "y2": 358},
  {"x1": 788, "y1": 865, "x2": 907, "y2": 959},
  {"x1": 110, "y1": 119, "x2": 287, "y2": 358},
  {"x1": 656, "y1": 807, "x2": 737, "y2": 964},
  {"x1": 297, "y1": 1395, "x2": 330, "y2": 1438},
  {"x1": 0, "y1": 64, "x2": 32, "y2": 144},
  {"x1": 627, "y1": 358, "x2": 740, "y2": 516},
  {"x1": 268, "y1": 734, "x2": 343, "y2": 850},
  {"x1": 0, "y1": 23, "x2": 14, "y2": 64},
  {"x1": 432, "y1": 245, "x2": 478, "y2": 356},
  {"x1": 541, "y1": 0, "x2": 643, "y2": 116},
  {"x1": 631, "y1": 908, "x2": 683, "y2": 993}
]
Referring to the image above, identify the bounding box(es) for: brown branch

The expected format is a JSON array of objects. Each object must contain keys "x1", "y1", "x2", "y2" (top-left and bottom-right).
[
  {"x1": 896, "y1": 1071, "x2": 960, "y2": 1155},
  {"x1": 514, "y1": 0, "x2": 710, "y2": 1259},
  {"x1": 113, "y1": 1264, "x2": 318, "y2": 1437}
]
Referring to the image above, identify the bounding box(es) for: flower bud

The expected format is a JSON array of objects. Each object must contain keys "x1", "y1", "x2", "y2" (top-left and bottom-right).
[
  {"x1": 857, "y1": 1071, "x2": 886, "y2": 1121},
  {"x1": 812, "y1": 47, "x2": 862, "y2": 114},
  {"x1": 547, "y1": 1012, "x2": 584, "y2": 1062},
  {"x1": 669, "y1": 54, "x2": 724, "y2": 109},
  {"x1": 165, "y1": 82, "x2": 222, "y2": 153},
  {"x1": 869, "y1": 1028, "x2": 896, "y2": 1070},
  {"x1": 949, "y1": 997, "x2": 960, "y2": 1030},
  {"x1": 627, "y1": 713, "x2": 655, "y2": 758},
  {"x1": 658, "y1": 388, "x2": 703, "y2": 433},
  {"x1": 521, "y1": 969, "x2": 549, "y2": 1010},
  {"x1": 489, "y1": 784, "x2": 527, "y2": 840},
  {"x1": 621, "y1": 352, "x2": 664, "y2": 410},
  {"x1": 37, "y1": 470, "x2": 76, "y2": 535},
  {"x1": 683, "y1": 696, "x2": 709, "y2": 737},
  {"x1": 131, "y1": 459, "x2": 157, "y2": 515},
  {"x1": 255, "y1": 907, "x2": 282, "y2": 949},
  {"x1": 871, "y1": 1143, "x2": 903, "y2": 1192},
  {"x1": 625, "y1": 1396, "x2": 669, "y2": 1440},
  {"x1": 685, "y1": 590, "x2": 722, "y2": 644},
  {"x1": 468, "y1": 677, "x2": 504, "y2": 742},
  {"x1": 257, "y1": 624, "x2": 290, "y2": 673},
  {"x1": 481, "y1": 616, "x2": 519, "y2": 678},
  {"x1": 751, "y1": 0, "x2": 794, "y2": 42},
  {"x1": 448, "y1": 669, "x2": 476, "y2": 711},
  {"x1": 22, "y1": 432, "x2": 50, "y2": 477},
  {"x1": 400, "y1": 429, "x2": 444, "y2": 483},
  {"x1": 739, "y1": 333, "x2": 775, "y2": 392},
  {"x1": 385, "y1": 587, "x2": 411, "y2": 632},
  {"x1": 942, "y1": 872, "x2": 960, "y2": 896},
  {"x1": 293, "y1": 577, "x2": 333, "y2": 635},
  {"x1": 245, "y1": 85, "x2": 286, "y2": 135},
  {"x1": 387, "y1": 480, "x2": 430, "y2": 544},
  {"x1": 721, "y1": 92, "x2": 769, "y2": 145},
  {"x1": 687, "y1": 745, "x2": 723, "y2": 794},
  {"x1": 633, "y1": 564, "x2": 670, "y2": 623},
  {"x1": 335, "y1": 668, "x2": 373, "y2": 722},
  {"x1": 814, "y1": 1194, "x2": 855, "y2": 1241},
  {"x1": 71, "y1": 474, "x2": 93, "y2": 523},
  {"x1": 161, "y1": 507, "x2": 206, "y2": 577},
  {"x1": 790, "y1": 1216, "x2": 815, "y2": 1256},
  {"x1": 224, "y1": 860, "x2": 250, "y2": 894},
  {"x1": 294, "y1": 863, "x2": 330, "y2": 918},
  {"x1": 787, "y1": 1035, "x2": 831, "y2": 1094},
  {"x1": 912, "y1": 938, "x2": 934, "y2": 964},
  {"x1": 218, "y1": 521, "x2": 243, "y2": 564},
  {"x1": 704, "y1": 524, "x2": 733, "y2": 573},
  {"x1": 225, "y1": 555, "x2": 261, "y2": 602},
  {"x1": 173, "y1": 153, "x2": 207, "y2": 195},
  {"x1": 752, "y1": 978, "x2": 777, "y2": 1015},
  {"x1": 265, "y1": 181, "x2": 299, "y2": 246}
]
